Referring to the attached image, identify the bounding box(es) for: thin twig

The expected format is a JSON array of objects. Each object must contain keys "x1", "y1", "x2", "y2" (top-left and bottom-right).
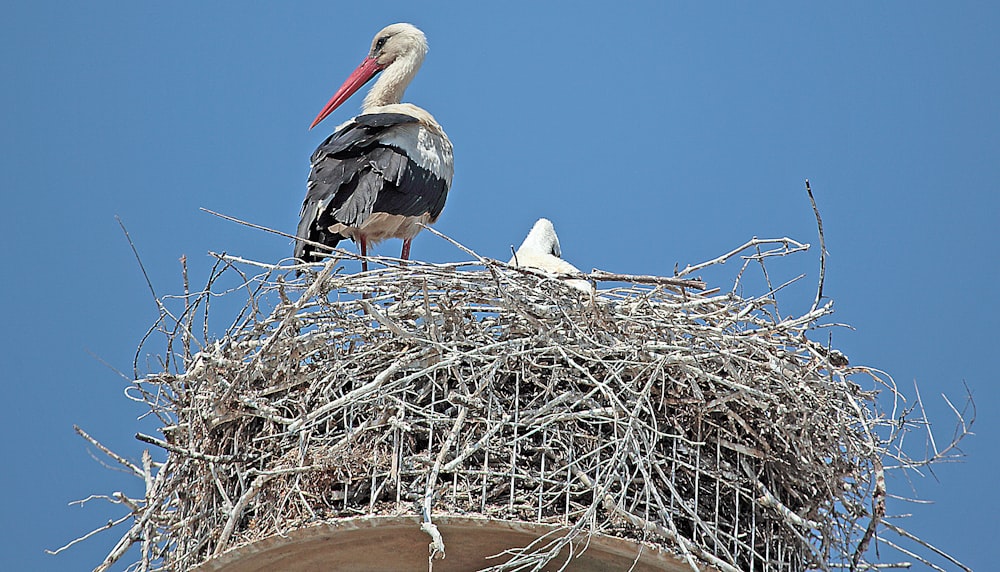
[
  {"x1": 134, "y1": 433, "x2": 238, "y2": 464},
  {"x1": 676, "y1": 237, "x2": 810, "y2": 277},
  {"x1": 805, "y1": 179, "x2": 828, "y2": 314},
  {"x1": 74, "y1": 425, "x2": 144, "y2": 478},
  {"x1": 116, "y1": 216, "x2": 166, "y2": 315}
]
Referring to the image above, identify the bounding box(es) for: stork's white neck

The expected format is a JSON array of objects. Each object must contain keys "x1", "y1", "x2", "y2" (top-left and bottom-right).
[{"x1": 363, "y1": 50, "x2": 424, "y2": 110}]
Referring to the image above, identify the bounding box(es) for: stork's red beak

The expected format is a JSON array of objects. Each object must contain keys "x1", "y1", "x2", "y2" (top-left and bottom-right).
[{"x1": 309, "y1": 56, "x2": 385, "y2": 129}]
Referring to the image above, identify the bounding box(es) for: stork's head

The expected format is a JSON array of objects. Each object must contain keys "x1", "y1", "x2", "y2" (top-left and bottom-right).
[
  {"x1": 369, "y1": 23, "x2": 428, "y2": 69},
  {"x1": 520, "y1": 218, "x2": 562, "y2": 258},
  {"x1": 310, "y1": 23, "x2": 429, "y2": 129}
]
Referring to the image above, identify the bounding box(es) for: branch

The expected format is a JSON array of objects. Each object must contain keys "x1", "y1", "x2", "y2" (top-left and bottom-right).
[
  {"x1": 805, "y1": 179, "x2": 828, "y2": 314},
  {"x1": 74, "y1": 425, "x2": 144, "y2": 478},
  {"x1": 676, "y1": 237, "x2": 810, "y2": 277},
  {"x1": 134, "y1": 433, "x2": 238, "y2": 464}
]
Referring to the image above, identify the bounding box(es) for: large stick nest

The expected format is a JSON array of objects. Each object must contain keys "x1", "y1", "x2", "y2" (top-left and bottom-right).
[{"x1": 69, "y1": 231, "x2": 971, "y2": 572}]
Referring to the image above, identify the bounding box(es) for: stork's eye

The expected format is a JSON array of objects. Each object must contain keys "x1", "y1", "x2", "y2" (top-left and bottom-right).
[{"x1": 374, "y1": 36, "x2": 389, "y2": 51}]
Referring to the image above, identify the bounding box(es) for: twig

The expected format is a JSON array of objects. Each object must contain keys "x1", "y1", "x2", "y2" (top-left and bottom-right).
[
  {"x1": 805, "y1": 179, "x2": 828, "y2": 314},
  {"x1": 421, "y1": 402, "x2": 468, "y2": 561},
  {"x1": 214, "y1": 474, "x2": 275, "y2": 555},
  {"x1": 585, "y1": 270, "x2": 705, "y2": 290},
  {"x1": 676, "y1": 237, "x2": 810, "y2": 277},
  {"x1": 116, "y1": 216, "x2": 167, "y2": 317},
  {"x1": 881, "y1": 521, "x2": 972, "y2": 572},
  {"x1": 201, "y1": 207, "x2": 303, "y2": 246},
  {"x1": 74, "y1": 425, "x2": 144, "y2": 478},
  {"x1": 852, "y1": 458, "x2": 885, "y2": 571},
  {"x1": 418, "y1": 222, "x2": 488, "y2": 263},
  {"x1": 46, "y1": 513, "x2": 133, "y2": 556},
  {"x1": 134, "y1": 433, "x2": 238, "y2": 464}
]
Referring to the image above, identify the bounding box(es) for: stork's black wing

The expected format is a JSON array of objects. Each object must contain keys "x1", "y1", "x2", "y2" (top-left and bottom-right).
[{"x1": 294, "y1": 113, "x2": 450, "y2": 263}]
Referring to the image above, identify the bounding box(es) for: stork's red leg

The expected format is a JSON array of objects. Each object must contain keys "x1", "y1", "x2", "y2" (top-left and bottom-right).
[
  {"x1": 400, "y1": 239, "x2": 412, "y2": 261},
  {"x1": 359, "y1": 236, "x2": 369, "y2": 273}
]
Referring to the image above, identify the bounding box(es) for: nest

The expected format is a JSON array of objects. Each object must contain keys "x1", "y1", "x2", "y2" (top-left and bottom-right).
[{"x1": 64, "y1": 228, "x2": 971, "y2": 572}]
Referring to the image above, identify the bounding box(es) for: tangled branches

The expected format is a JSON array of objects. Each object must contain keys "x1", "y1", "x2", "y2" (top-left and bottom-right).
[{"x1": 60, "y1": 231, "x2": 971, "y2": 572}]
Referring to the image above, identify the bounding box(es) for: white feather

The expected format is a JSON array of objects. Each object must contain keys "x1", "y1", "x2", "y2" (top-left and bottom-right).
[
  {"x1": 510, "y1": 219, "x2": 591, "y2": 293},
  {"x1": 377, "y1": 121, "x2": 455, "y2": 182}
]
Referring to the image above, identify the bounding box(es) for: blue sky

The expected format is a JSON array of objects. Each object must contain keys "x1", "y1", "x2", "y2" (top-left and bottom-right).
[{"x1": 2, "y1": 2, "x2": 996, "y2": 570}]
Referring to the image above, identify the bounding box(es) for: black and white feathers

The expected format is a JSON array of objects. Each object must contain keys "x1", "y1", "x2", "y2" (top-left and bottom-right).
[{"x1": 295, "y1": 112, "x2": 451, "y2": 263}]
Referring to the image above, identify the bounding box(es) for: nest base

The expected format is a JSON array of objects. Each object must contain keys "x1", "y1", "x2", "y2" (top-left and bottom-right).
[{"x1": 194, "y1": 515, "x2": 697, "y2": 572}]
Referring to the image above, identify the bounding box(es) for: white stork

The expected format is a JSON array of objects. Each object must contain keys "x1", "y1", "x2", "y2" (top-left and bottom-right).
[
  {"x1": 295, "y1": 23, "x2": 453, "y2": 271},
  {"x1": 509, "y1": 219, "x2": 592, "y2": 293}
]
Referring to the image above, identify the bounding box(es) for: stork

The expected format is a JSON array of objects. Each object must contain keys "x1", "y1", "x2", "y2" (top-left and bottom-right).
[
  {"x1": 295, "y1": 23, "x2": 454, "y2": 272},
  {"x1": 509, "y1": 219, "x2": 592, "y2": 293}
]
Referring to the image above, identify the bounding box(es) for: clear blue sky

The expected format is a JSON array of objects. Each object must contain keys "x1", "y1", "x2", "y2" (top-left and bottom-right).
[{"x1": 2, "y1": 2, "x2": 996, "y2": 570}]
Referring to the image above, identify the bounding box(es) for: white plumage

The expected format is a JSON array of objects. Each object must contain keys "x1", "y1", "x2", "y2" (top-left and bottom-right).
[{"x1": 509, "y1": 218, "x2": 591, "y2": 293}]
